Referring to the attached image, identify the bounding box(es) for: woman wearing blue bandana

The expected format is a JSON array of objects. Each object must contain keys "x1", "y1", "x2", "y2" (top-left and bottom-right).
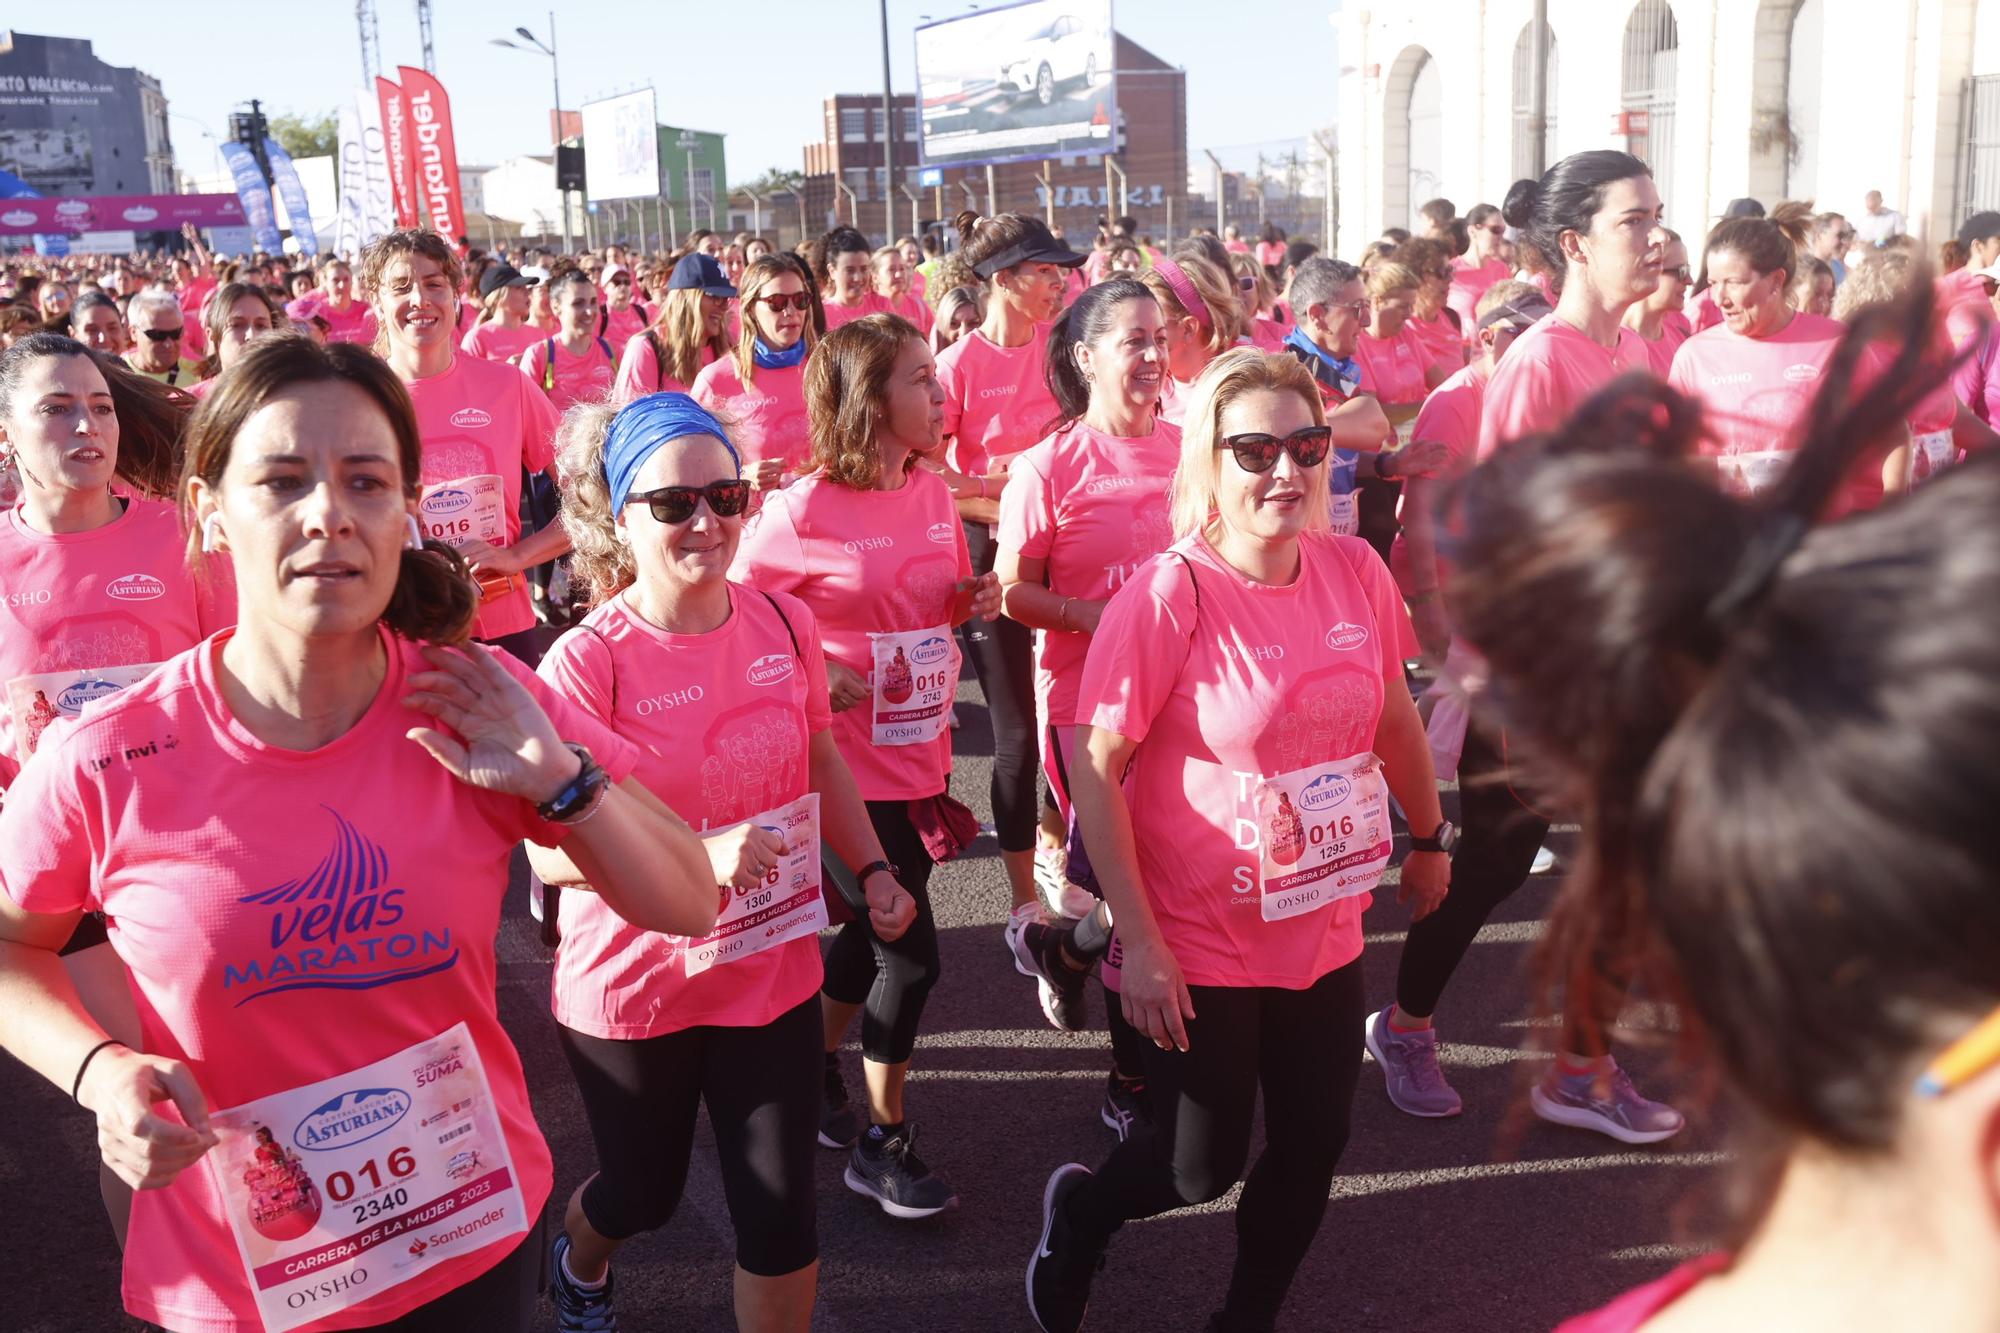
[
  {"x1": 532, "y1": 392, "x2": 919, "y2": 1333},
  {"x1": 693, "y1": 256, "x2": 819, "y2": 499}
]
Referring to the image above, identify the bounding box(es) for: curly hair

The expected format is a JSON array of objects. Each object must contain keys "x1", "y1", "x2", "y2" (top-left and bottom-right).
[{"x1": 552, "y1": 398, "x2": 633, "y2": 606}]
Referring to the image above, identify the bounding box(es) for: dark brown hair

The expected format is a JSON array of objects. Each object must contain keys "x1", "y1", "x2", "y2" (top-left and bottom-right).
[
  {"x1": 359, "y1": 229, "x2": 465, "y2": 342},
  {"x1": 1703, "y1": 199, "x2": 1815, "y2": 290},
  {"x1": 952, "y1": 210, "x2": 1038, "y2": 277},
  {"x1": 180, "y1": 337, "x2": 478, "y2": 643},
  {"x1": 0, "y1": 332, "x2": 191, "y2": 498},
  {"x1": 1443, "y1": 284, "x2": 1995, "y2": 1169},
  {"x1": 197, "y1": 281, "x2": 284, "y2": 378},
  {"x1": 803, "y1": 313, "x2": 923, "y2": 489}
]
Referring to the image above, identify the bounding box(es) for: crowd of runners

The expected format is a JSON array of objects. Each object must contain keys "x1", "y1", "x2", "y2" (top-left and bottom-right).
[{"x1": 0, "y1": 146, "x2": 1996, "y2": 1333}]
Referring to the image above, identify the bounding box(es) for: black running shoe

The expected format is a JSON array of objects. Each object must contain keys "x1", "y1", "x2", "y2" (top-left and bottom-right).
[
  {"x1": 844, "y1": 1124, "x2": 959, "y2": 1219},
  {"x1": 1026, "y1": 1162, "x2": 1104, "y2": 1333},
  {"x1": 550, "y1": 1230, "x2": 619, "y2": 1332},
  {"x1": 1012, "y1": 920, "x2": 1091, "y2": 1032},
  {"x1": 1099, "y1": 1071, "x2": 1150, "y2": 1142},
  {"x1": 819, "y1": 1056, "x2": 859, "y2": 1150}
]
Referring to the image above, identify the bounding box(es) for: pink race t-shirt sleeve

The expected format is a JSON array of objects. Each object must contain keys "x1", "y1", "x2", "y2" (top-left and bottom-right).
[
  {"x1": 1337, "y1": 536, "x2": 1419, "y2": 670},
  {"x1": 1410, "y1": 369, "x2": 1482, "y2": 478},
  {"x1": 615, "y1": 333, "x2": 660, "y2": 404},
  {"x1": 487, "y1": 646, "x2": 638, "y2": 845},
  {"x1": 517, "y1": 370, "x2": 561, "y2": 475},
  {"x1": 730, "y1": 489, "x2": 809, "y2": 594},
  {"x1": 1077, "y1": 554, "x2": 1198, "y2": 745},
  {"x1": 0, "y1": 740, "x2": 94, "y2": 915},
  {"x1": 996, "y1": 444, "x2": 1057, "y2": 560}
]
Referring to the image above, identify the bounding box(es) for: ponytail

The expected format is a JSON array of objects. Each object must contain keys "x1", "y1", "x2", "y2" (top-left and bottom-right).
[{"x1": 382, "y1": 541, "x2": 481, "y2": 646}]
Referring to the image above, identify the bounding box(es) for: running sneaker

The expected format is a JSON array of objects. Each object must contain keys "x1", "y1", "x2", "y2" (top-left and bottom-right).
[
  {"x1": 1363, "y1": 1008, "x2": 1463, "y2": 1118},
  {"x1": 1035, "y1": 845, "x2": 1096, "y2": 920},
  {"x1": 1530, "y1": 1061, "x2": 1685, "y2": 1144},
  {"x1": 550, "y1": 1231, "x2": 619, "y2": 1332},
  {"x1": 1013, "y1": 920, "x2": 1090, "y2": 1033},
  {"x1": 1026, "y1": 1162, "x2": 1104, "y2": 1333},
  {"x1": 1100, "y1": 1071, "x2": 1150, "y2": 1142},
  {"x1": 845, "y1": 1124, "x2": 959, "y2": 1219},
  {"x1": 818, "y1": 1058, "x2": 859, "y2": 1150},
  {"x1": 1005, "y1": 899, "x2": 1051, "y2": 977}
]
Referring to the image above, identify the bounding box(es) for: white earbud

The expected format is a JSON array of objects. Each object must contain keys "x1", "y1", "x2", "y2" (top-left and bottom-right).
[
  {"x1": 405, "y1": 514, "x2": 424, "y2": 550},
  {"x1": 199, "y1": 511, "x2": 226, "y2": 553}
]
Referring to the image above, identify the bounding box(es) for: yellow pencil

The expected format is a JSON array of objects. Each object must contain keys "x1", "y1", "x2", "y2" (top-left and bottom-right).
[{"x1": 1916, "y1": 1004, "x2": 2000, "y2": 1097}]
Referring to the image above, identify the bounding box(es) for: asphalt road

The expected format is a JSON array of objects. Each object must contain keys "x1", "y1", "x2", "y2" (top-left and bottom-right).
[{"x1": 0, "y1": 674, "x2": 1727, "y2": 1333}]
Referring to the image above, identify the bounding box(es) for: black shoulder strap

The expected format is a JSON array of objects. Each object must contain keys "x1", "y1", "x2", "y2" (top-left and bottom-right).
[
  {"x1": 757, "y1": 588, "x2": 802, "y2": 657},
  {"x1": 646, "y1": 327, "x2": 667, "y2": 382}
]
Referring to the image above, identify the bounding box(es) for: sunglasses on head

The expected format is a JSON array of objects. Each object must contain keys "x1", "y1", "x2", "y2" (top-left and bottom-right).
[
  {"x1": 1217, "y1": 426, "x2": 1334, "y2": 474},
  {"x1": 609, "y1": 275, "x2": 631, "y2": 285},
  {"x1": 627, "y1": 479, "x2": 750, "y2": 524},
  {"x1": 143, "y1": 327, "x2": 184, "y2": 342},
  {"x1": 758, "y1": 291, "x2": 811, "y2": 312}
]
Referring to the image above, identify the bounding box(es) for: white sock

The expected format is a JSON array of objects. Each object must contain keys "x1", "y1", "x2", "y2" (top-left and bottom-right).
[{"x1": 563, "y1": 1248, "x2": 607, "y2": 1291}]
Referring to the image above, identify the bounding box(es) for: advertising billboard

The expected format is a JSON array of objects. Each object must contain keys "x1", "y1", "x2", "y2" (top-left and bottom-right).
[
  {"x1": 915, "y1": 0, "x2": 1116, "y2": 170},
  {"x1": 580, "y1": 88, "x2": 661, "y2": 200}
]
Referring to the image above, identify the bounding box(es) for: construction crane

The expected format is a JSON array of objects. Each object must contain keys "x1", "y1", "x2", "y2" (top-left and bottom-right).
[
  {"x1": 356, "y1": 0, "x2": 381, "y2": 82},
  {"x1": 417, "y1": 0, "x2": 436, "y2": 72}
]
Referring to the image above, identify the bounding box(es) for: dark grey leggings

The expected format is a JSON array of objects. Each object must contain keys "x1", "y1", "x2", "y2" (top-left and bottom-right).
[{"x1": 820, "y1": 800, "x2": 942, "y2": 1063}]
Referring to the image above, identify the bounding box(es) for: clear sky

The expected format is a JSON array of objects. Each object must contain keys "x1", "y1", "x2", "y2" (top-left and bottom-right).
[{"x1": 34, "y1": 1, "x2": 1338, "y2": 183}]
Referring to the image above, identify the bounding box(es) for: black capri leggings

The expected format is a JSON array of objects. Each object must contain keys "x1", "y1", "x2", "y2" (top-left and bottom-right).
[
  {"x1": 359, "y1": 1213, "x2": 545, "y2": 1331},
  {"x1": 1064, "y1": 957, "x2": 1367, "y2": 1328},
  {"x1": 960, "y1": 521, "x2": 1041, "y2": 854},
  {"x1": 557, "y1": 997, "x2": 820, "y2": 1277},
  {"x1": 820, "y1": 799, "x2": 942, "y2": 1064},
  {"x1": 1393, "y1": 721, "x2": 1550, "y2": 1020}
]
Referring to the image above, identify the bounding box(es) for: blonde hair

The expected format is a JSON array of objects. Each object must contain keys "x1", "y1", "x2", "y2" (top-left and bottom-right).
[
  {"x1": 1364, "y1": 261, "x2": 1421, "y2": 302},
  {"x1": 1168, "y1": 349, "x2": 1332, "y2": 541},
  {"x1": 648, "y1": 287, "x2": 731, "y2": 388},
  {"x1": 1833, "y1": 249, "x2": 1918, "y2": 322},
  {"x1": 931, "y1": 284, "x2": 986, "y2": 352},
  {"x1": 552, "y1": 398, "x2": 633, "y2": 606},
  {"x1": 1230, "y1": 252, "x2": 1274, "y2": 318},
  {"x1": 734, "y1": 255, "x2": 817, "y2": 385},
  {"x1": 1141, "y1": 255, "x2": 1243, "y2": 359}
]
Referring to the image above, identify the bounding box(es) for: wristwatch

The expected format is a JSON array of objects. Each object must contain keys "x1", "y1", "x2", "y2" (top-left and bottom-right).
[
  {"x1": 537, "y1": 743, "x2": 608, "y2": 824},
  {"x1": 1409, "y1": 820, "x2": 1458, "y2": 855},
  {"x1": 856, "y1": 859, "x2": 900, "y2": 884}
]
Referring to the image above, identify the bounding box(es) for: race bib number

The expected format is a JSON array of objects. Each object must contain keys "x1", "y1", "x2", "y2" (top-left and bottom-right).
[
  {"x1": 1392, "y1": 417, "x2": 1418, "y2": 449},
  {"x1": 869, "y1": 625, "x2": 957, "y2": 746},
  {"x1": 205, "y1": 1024, "x2": 529, "y2": 1333},
  {"x1": 1909, "y1": 429, "x2": 1954, "y2": 486},
  {"x1": 418, "y1": 474, "x2": 506, "y2": 548},
  {"x1": 1328, "y1": 490, "x2": 1359, "y2": 538},
  {"x1": 7, "y1": 662, "x2": 160, "y2": 762},
  {"x1": 1717, "y1": 450, "x2": 1793, "y2": 498},
  {"x1": 686, "y1": 793, "x2": 827, "y2": 976},
  {"x1": 1251, "y1": 751, "x2": 1394, "y2": 922}
]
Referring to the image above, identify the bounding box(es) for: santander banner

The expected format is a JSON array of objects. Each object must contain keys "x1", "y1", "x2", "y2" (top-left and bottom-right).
[
  {"x1": 397, "y1": 65, "x2": 468, "y2": 242},
  {"x1": 0, "y1": 194, "x2": 247, "y2": 235},
  {"x1": 374, "y1": 75, "x2": 419, "y2": 229}
]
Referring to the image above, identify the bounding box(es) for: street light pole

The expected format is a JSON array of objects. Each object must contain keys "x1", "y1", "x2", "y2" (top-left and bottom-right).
[
  {"x1": 492, "y1": 13, "x2": 569, "y2": 252},
  {"x1": 879, "y1": 0, "x2": 896, "y2": 245}
]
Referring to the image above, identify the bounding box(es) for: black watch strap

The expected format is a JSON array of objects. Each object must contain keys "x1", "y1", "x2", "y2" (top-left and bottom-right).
[
  {"x1": 856, "y1": 859, "x2": 899, "y2": 883},
  {"x1": 536, "y1": 743, "x2": 608, "y2": 823},
  {"x1": 1410, "y1": 820, "x2": 1457, "y2": 854}
]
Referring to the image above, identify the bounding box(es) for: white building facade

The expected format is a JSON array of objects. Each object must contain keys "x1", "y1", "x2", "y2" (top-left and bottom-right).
[{"x1": 1336, "y1": 0, "x2": 2000, "y2": 256}]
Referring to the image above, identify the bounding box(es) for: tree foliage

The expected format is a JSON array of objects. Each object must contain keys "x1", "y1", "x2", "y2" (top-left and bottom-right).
[{"x1": 268, "y1": 111, "x2": 339, "y2": 160}]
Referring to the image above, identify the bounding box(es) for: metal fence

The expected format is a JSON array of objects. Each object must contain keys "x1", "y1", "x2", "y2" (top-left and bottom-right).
[
  {"x1": 1960, "y1": 74, "x2": 2000, "y2": 221},
  {"x1": 1191, "y1": 134, "x2": 1336, "y2": 255}
]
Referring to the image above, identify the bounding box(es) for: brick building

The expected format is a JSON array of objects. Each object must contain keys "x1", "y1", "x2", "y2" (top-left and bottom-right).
[{"x1": 802, "y1": 32, "x2": 1186, "y2": 247}]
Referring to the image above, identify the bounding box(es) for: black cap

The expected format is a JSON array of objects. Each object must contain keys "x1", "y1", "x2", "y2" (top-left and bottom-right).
[
  {"x1": 479, "y1": 263, "x2": 534, "y2": 299},
  {"x1": 1722, "y1": 197, "x2": 1766, "y2": 220},
  {"x1": 1476, "y1": 290, "x2": 1554, "y2": 331},
  {"x1": 970, "y1": 216, "x2": 1088, "y2": 278},
  {"x1": 1958, "y1": 211, "x2": 2000, "y2": 247}
]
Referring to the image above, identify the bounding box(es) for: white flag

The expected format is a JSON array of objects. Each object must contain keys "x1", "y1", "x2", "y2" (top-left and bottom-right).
[{"x1": 353, "y1": 88, "x2": 396, "y2": 249}]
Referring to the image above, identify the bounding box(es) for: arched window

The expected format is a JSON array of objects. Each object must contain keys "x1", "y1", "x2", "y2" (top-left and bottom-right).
[
  {"x1": 1382, "y1": 46, "x2": 1444, "y2": 233},
  {"x1": 1512, "y1": 24, "x2": 1560, "y2": 182},
  {"x1": 1621, "y1": 0, "x2": 1679, "y2": 212},
  {"x1": 1785, "y1": 0, "x2": 1823, "y2": 200},
  {"x1": 1407, "y1": 53, "x2": 1444, "y2": 228}
]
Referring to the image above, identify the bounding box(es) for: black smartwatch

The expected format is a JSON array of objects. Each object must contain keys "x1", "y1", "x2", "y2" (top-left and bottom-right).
[
  {"x1": 856, "y1": 859, "x2": 900, "y2": 884},
  {"x1": 536, "y1": 743, "x2": 608, "y2": 824},
  {"x1": 1409, "y1": 819, "x2": 1458, "y2": 855}
]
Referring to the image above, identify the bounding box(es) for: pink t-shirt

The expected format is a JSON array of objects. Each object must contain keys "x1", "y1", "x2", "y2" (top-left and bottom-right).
[
  {"x1": 1255, "y1": 241, "x2": 1287, "y2": 270},
  {"x1": 602, "y1": 302, "x2": 649, "y2": 351},
  {"x1": 887, "y1": 291, "x2": 935, "y2": 336},
  {"x1": 1406, "y1": 310, "x2": 1464, "y2": 372},
  {"x1": 823, "y1": 291, "x2": 896, "y2": 331},
  {"x1": 1075, "y1": 531, "x2": 1417, "y2": 989},
  {"x1": 997, "y1": 421, "x2": 1181, "y2": 731},
  {"x1": 1554, "y1": 1254, "x2": 1731, "y2": 1332},
  {"x1": 0, "y1": 497, "x2": 232, "y2": 788},
  {"x1": 935, "y1": 325, "x2": 1059, "y2": 476},
  {"x1": 1634, "y1": 317, "x2": 1691, "y2": 378},
  {"x1": 614, "y1": 332, "x2": 716, "y2": 404},
  {"x1": 318, "y1": 299, "x2": 377, "y2": 346},
  {"x1": 1666, "y1": 312, "x2": 1848, "y2": 460},
  {"x1": 0, "y1": 627, "x2": 637, "y2": 1333},
  {"x1": 538, "y1": 587, "x2": 830, "y2": 1039},
  {"x1": 731, "y1": 470, "x2": 970, "y2": 801},
  {"x1": 1390, "y1": 359, "x2": 1489, "y2": 587},
  {"x1": 1354, "y1": 323, "x2": 1434, "y2": 406},
  {"x1": 1478, "y1": 315, "x2": 1652, "y2": 459},
  {"x1": 691, "y1": 356, "x2": 813, "y2": 476},
  {"x1": 404, "y1": 353, "x2": 562, "y2": 640},
  {"x1": 1247, "y1": 316, "x2": 1292, "y2": 354},
  {"x1": 1687, "y1": 289, "x2": 1724, "y2": 333},
  {"x1": 459, "y1": 321, "x2": 540, "y2": 365},
  {"x1": 518, "y1": 336, "x2": 618, "y2": 412},
  {"x1": 1447, "y1": 256, "x2": 1512, "y2": 342}
]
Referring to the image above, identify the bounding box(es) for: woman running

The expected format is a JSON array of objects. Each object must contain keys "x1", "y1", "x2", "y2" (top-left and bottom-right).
[
  {"x1": 1352, "y1": 260, "x2": 1454, "y2": 563},
  {"x1": 459, "y1": 264, "x2": 540, "y2": 365},
  {"x1": 1026, "y1": 349, "x2": 1447, "y2": 1333},
  {"x1": 1623, "y1": 230, "x2": 1693, "y2": 376},
  {"x1": 817, "y1": 227, "x2": 895, "y2": 331},
  {"x1": 1447, "y1": 298, "x2": 2000, "y2": 1333},
  {"x1": 188, "y1": 283, "x2": 281, "y2": 399},
  {"x1": 874, "y1": 245, "x2": 935, "y2": 337},
  {"x1": 598, "y1": 263, "x2": 650, "y2": 349},
  {"x1": 615, "y1": 252, "x2": 735, "y2": 404},
  {"x1": 1395, "y1": 237, "x2": 1468, "y2": 371},
  {"x1": 364, "y1": 229, "x2": 567, "y2": 656},
  {"x1": 519, "y1": 272, "x2": 619, "y2": 413},
  {"x1": 734, "y1": 314, "x2": 1000, "y2": 1222},
  {"x1": 534, "y1": 393, "x2": 916, "y2": 1333},
  {"x1": 930, "y1": 284, "x2": 985, "y2": 355},
  {"x1": 930, "y1": 211, "x2": 1089, "y2": 937},
  {"x1": 693, "y1": 255, "x2": 818, "y2": 498},
  {"x1": 1448, "y1": 203, "x2": 1514, "y2": 338},
  {"x1": 0, "y1": 335, "x2": 716, "y2": 1333},
  {"x1": 1144, "y1": 256, "x2": 1244, "y2": 427},
  {"x1": 314, "y1": 258, "x2": 377, "y2": 346}
]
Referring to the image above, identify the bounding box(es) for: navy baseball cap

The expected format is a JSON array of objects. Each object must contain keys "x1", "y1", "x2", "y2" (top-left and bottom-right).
[{"x1": 669, "y1": 253, "x2": 737, "y2": 297}]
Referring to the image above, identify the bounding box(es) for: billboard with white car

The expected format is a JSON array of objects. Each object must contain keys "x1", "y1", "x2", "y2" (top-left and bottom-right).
[{"x1": 914, "y1": 0, "x2": 1116, "y2": 170}]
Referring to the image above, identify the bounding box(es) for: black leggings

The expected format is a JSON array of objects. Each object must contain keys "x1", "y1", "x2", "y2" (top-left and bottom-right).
[
  {"x1": 1065, "y1": 958, "x2": 1367, "y2": 1327},
  {"x1": 346, "y1": 1214, "x2": 545, "y2": 1332},
  {"x1": 1393, "y1": 721, "x2": 1550, "y2": 1018},
  {"x1": 960, "y1": 521, "x2": 1040, "y2": 854},
  {"x1": 557, "y1": 998, "x2": 820, "y2": 1277},
  {"x1": 821, "y1": 800, "x2": 941, "y2": 1063},
  {"x1": 1356, "y1": 474, "x2": 1402, "y2": 568}
]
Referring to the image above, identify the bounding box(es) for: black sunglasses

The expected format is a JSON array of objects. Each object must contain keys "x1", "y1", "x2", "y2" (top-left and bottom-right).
[
  {"x1": 1217, "y1": 426, "x2": 1334, "y2": 474},
  {"x1": 142, "y1": 327, "x2": 185, "y2": 342},
  {"x1": 627, "y1": 480, "x2": 750, "y2": 524}
]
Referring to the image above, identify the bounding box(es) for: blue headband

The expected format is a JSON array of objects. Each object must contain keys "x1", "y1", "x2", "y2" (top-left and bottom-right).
[{"x1": 601, "y1": 392, "x2": 740, "y2": 509}]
